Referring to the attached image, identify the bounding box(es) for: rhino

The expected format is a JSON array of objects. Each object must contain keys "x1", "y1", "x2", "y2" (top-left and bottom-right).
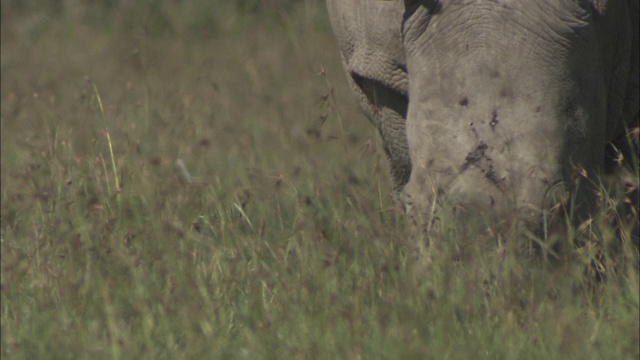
[{"x1": 326, "y1": 0, "x2": 638, "y2": 234}]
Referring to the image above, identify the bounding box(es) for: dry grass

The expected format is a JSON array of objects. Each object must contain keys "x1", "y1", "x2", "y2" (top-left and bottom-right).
[{"x1": 1, "y1": 1, "x2": 638, "y2": 359}]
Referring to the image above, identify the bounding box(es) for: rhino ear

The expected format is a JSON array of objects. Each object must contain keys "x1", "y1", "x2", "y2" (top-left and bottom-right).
[{"x1": 402, "y1": 0, "x2": 439, "y2": 40}]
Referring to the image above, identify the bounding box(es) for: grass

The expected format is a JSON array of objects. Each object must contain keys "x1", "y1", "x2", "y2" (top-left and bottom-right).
[{"x1": 1, "y1": 1, "x2": 638, "y2": 358}]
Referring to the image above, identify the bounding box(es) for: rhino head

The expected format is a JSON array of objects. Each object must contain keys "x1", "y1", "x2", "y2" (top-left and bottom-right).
[{"x1": 327, "y1": 0, "x2": 639, "y2": 236}]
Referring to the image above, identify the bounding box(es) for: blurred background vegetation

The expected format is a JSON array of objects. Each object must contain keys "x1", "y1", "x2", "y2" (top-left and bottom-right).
[{"x1": 1, "y1": 1, "x2": 638, "y2": 359}]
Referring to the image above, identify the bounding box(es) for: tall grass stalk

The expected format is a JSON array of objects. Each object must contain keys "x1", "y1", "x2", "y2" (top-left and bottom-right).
[{"x1": 91, "y1": 82, "x2": 120, "y2": 207}]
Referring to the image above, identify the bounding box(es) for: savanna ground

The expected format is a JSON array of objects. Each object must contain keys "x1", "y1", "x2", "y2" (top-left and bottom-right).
[{"x1": 1, "y1": 1, "x2": 638, "y2": 358}]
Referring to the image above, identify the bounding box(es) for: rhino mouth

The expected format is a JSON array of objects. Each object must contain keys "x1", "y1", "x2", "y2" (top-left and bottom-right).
[{"x1": 349, "y1": 72, "x2": 412, "y2": 190}]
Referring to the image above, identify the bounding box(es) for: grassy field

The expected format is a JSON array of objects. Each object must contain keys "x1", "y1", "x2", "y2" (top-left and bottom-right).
[{"x1": 1, "y1": 1, "x2": 638, "y2": 358}]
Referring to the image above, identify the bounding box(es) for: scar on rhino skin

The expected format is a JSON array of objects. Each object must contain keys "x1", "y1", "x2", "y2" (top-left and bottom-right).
[
  {"x1": 461, "y1": 127, "x2": 506, "y2": 192},
  {"x1": 462, "y1": 142, "x2": 489, "y2": 169},
  {"x1": 459, "y1": 97, "x2": 469, "y2": 106},
  {"x1": 490, "y1": 109, "x2": 499, "y2": 131},
  {"x1": 469, "y1": 122, "x2": 480, "y2": 141}
]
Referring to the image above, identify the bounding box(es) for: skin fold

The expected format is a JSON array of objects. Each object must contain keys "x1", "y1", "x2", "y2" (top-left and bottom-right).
[
  {"x1": 327, "y1": 0, "x2": 638, "y2": 234},
  {"x1": 326, "y1": 0, "x2": 411, "y2": 192}
]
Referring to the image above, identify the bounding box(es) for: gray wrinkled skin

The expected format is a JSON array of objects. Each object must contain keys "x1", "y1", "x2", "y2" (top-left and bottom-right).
[
  {"x1": 327, "y1": 0, "x2": 638, "y2": 233},
  {"x1": 326, "y1": 0, "x2": 411, "y2": 191}
]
